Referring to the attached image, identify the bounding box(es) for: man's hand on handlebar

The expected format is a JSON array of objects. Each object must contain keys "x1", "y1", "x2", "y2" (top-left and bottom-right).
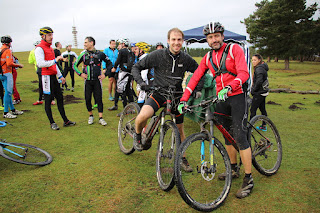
[
  {"x1": 218, "y1": 86, "x2": 231, "y2": 101},
  {"x1": 178, "y1": 101, "x2": 187, "y2": 114}
]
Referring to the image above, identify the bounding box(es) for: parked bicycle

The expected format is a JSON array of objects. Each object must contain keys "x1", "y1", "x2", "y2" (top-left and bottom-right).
[
  {"x1": 174, "y1": 96, "x2": 282, "y2": 211},
  {"x1": 0, "y1": 138, "x2": 53, "y2": 166},
  {"x1": 118, "y1": 85, "x2": 182, "y2": 191}
]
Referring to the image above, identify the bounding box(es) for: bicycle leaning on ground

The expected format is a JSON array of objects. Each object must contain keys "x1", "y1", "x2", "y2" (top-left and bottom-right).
[
  {"x1": 118, "y1": 85, "x2": 182, "y2": 192},
  {"x1": 174, "y1": 96, "x2": 282, "y2": 212},
  {"x1": 0, "y1": 138, "x2": 53, "y2": 166}
]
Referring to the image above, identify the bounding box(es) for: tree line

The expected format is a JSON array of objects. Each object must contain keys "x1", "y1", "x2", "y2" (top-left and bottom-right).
[{"x1": 242, "y1": 0, "x2": 319, "y2": 69}]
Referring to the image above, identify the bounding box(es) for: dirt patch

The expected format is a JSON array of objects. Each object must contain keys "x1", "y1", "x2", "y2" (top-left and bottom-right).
[
  {"x1": 315, "y1": 100, "x2": 320, "y2": 105},
  {"x1": 289, "y1": 104, "x2": 305, "y2": 110},
  {"x1": 64, "y1": 95, "x2": 83, "y2": 105},
  {"x1": 31, "y1": 80, "x2": 39, "y2": 83},
  {"x1": 32, "y1": 88, "x2": 39, "y2": 93},
  {"x1": 293, "y1": 102, "x2": 305, "y2": 105},
  {"x1": 267, "y1": 101, "x2": 281, "y2": 105}
]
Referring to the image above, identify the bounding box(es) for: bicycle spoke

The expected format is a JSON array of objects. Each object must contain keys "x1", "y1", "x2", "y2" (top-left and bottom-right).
[
  {"x1": 156, "y1": 121, "x2": 180, "y2": 191},
  {"x1": 175, "y1": 134, "x2": 231, "y2": 211},
  {"x1": 249, "y1": 115, "x2": 282, "y2": 176}
]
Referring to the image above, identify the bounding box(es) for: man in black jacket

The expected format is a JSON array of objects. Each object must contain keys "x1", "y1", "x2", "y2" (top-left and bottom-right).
[
  {"x1": 61, "y1": 45, "x2": 78, "y2": 91},
  {"x1": 108, "y1": 38, "x2": 135, "y2": 113},
  {"x1": 131, "y1": 28, "x2": 200, "y2": 171}
]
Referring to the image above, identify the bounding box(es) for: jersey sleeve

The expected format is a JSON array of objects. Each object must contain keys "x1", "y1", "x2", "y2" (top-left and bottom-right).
[
  {"x1": 227, "y1": 44, "x2": 249, "y2": 91},
  {"x1": 132, "y1": 52, "x2": 156, "y2": 85},
  {"x1": 28, "y1": 50, "x2": 36, "y2": 65},
  {"x1": 73, "y1": 52, "x2": 84, "y2": 76},
  {"x1": 101, "y1": 52, "x2": 112, "y2": 74},
  {"x1": 113, "y1": 49, "x2": 122, "y2": 68},
  {"x1": 4, "y1": 49, "x2": 19, "y2": 68}
]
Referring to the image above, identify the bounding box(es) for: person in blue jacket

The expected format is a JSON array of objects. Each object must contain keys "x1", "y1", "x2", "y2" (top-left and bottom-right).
[{"x1": 103, "y1": 40, "x2": 118, "y2": 101}]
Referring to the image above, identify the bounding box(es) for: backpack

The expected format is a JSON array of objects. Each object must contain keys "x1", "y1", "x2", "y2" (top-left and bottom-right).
[
  {"x1": 126, "y1": 49, "x2": 136, "y2": 71},
  {"x1": 0, "y1": 48, "x2": 9, "y2": 74},
  {"x1": 205, "y1": 39, "x2": 252, "y2": 94}
]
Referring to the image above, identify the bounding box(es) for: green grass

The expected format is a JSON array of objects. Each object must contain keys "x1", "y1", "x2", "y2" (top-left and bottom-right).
[{"x1": 0, "y1": 51, "x2": 319, "y2": 212}]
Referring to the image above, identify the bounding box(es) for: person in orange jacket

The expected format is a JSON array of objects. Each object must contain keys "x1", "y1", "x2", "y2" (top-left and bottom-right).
[{"x1": 0, "y1": 35, "x2": 24, "y2": 118}]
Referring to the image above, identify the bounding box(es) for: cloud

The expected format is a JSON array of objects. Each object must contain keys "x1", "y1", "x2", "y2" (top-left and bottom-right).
[{"x1": 4, "y1": 0, "x2": 316, "y2": 51}]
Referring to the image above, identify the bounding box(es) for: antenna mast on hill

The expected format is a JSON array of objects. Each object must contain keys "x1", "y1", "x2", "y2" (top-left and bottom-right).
[{"x1": 72, "y1": 17, "x2": 78, "y2": 49}]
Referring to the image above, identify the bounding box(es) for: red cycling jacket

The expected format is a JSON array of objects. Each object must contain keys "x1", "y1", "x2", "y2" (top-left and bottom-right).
[{"x1": 180, "y1": 42, "x2": 249, "y2": 102}]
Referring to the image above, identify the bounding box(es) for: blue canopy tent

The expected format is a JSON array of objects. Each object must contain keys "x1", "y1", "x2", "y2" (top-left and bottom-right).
[{"x1": 183, "y1": 25, "x2": 246, "y2": 44}]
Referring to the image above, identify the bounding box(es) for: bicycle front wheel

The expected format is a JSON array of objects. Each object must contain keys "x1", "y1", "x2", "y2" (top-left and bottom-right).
[
  {"x1": 118, "y1": 102, "x2": 140, "y2": 155},
  {"x1": 0, "y1": 142, "x2": 52, "y2": 166},
  {"x1": 175, "y1": 133, "x2": 231, "y2": 212},
  {"x1": 248, "y1": 115, "x2": 282, "y2": 176},
  {"x1": 156, "y1": 120, "x2": 181, "y2": 192}
]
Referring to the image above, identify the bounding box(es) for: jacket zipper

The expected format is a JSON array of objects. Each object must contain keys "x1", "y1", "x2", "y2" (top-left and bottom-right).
[
  {"x1": 171, "y1": 56, "x2": 176, "y2": 73},
  {"x1": 170, "y1": 54, "x2": 180, "y2": 73}
]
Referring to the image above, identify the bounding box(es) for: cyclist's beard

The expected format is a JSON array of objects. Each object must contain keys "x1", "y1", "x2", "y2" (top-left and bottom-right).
[{"x1": 210, "y1": 41, "x2": 223, "y2": 50}]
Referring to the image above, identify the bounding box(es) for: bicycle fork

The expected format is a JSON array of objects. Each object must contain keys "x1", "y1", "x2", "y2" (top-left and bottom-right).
[
  {"x1": 1, "y1": 142, "x2": 28, "y2": 159},
  {"x1": 197, "y1": 122, "x2": 217, "y2": 181}
]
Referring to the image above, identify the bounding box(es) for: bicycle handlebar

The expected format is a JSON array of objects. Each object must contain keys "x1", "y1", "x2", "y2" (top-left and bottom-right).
[{"x1": 185, "y1": 96, "x2": 218, "y2": 113}]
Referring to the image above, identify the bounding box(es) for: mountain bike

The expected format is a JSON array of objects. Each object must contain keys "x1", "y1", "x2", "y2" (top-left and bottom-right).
[
  {"x1": 174, "y1": 96, "x2": 282, "y2": 211},
  {"x1": 0, "y1": 138, "x2": 53, "y2": 166},
  {"x1": 118, "y1": 85, "x2": 182, "y2": 191}
]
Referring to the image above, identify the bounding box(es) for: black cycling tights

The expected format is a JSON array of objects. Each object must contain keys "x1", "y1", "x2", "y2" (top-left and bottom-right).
[
  {"x1": 85, "y1": 80, "x2": 103, "y2": 113},
  {"x1": 215, "y1": 93, "x2": 250, "y2": 150},
  {"x1": 44, "y1": 75, "x2": 69, "y2": 124},
  {"x1": 62, "y1": 67, "x2": 75, "y2": 88}
]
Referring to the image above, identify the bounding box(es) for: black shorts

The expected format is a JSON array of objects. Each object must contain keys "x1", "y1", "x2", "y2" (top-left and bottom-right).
[{"x1": 144, "y1": 92, "x2": 184, "y2": 124}]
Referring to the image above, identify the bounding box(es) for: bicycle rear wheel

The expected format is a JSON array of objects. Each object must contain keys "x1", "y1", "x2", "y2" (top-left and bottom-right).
[
  {"x1": 0, "y1": 142, "x2": 52, "y2": 166},
  {"x1": 175, "y1": 133, "x2": 231, "y2": 212},
  {"x1": 248, "y1": 115, "x2": 282, "y2": 176},
  {"x1": 156, "y1": 120, "x2": 180, "y2": 192},
  {"x1": 118, "y1": 103, "x2": 140, "y2": 155}
]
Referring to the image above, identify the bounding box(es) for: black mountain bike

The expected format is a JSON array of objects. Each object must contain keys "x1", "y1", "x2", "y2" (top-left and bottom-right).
[
  {"x1": 174, "y1": 97, "x2": 282, "y2": 211},
  {"x1": 118, "y1": 85, "x2": 182, "y2": 191}
]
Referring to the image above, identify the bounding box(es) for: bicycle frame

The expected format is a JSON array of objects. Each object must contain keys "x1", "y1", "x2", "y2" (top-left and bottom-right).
[
  {"x1": 143, "y1": 87, "x2": 179, "y2": 143},
  {"x1": 192, "y1": 99, "x2": 274, "y2": 169},
  {"x1": 0, "y1": 141, "x2": 26, "y2": 159}
]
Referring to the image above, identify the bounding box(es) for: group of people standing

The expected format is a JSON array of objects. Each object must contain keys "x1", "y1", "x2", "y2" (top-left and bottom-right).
[{"x1": 0, "y1": 22, "x2": 270, "y2": 200}]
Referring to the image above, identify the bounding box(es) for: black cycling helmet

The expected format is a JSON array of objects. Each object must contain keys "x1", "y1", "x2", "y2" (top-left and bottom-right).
[
  {"x1": 1, "y1": 35, "x2": 12, "y2": 44},
  {"x1": 156, "y1": 42, "x2": 164, "y2": 48},
  {"x1": 203, "y1": 22, "x2": 224, "y2": 36},
  {"x1": 39, "y1": 27, "x2": 54, "y2": 35}
]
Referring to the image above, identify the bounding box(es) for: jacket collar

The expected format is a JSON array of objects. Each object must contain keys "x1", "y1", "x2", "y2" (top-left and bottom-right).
[{"x1": 40, "y1": 39, "x2": 51, "y2": 47}]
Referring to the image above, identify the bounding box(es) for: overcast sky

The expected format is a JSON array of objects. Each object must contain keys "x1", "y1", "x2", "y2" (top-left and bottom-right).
[{"x1": 0, "y1": 0, "x2": 319, "y2": 52}]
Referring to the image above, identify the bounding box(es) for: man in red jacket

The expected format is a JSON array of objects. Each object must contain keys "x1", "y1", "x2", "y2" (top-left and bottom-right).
[
  {"x1": 35, "y1": 27, "x2": 75, "y2": 130},
  {"x1": 179, "y1": 22, "x2": 253, "y2": 199}
]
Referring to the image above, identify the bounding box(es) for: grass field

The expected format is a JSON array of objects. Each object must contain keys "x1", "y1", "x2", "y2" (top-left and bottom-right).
[{"x1": 0, "y1": 50, "x2": 319, "y2": 212}]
